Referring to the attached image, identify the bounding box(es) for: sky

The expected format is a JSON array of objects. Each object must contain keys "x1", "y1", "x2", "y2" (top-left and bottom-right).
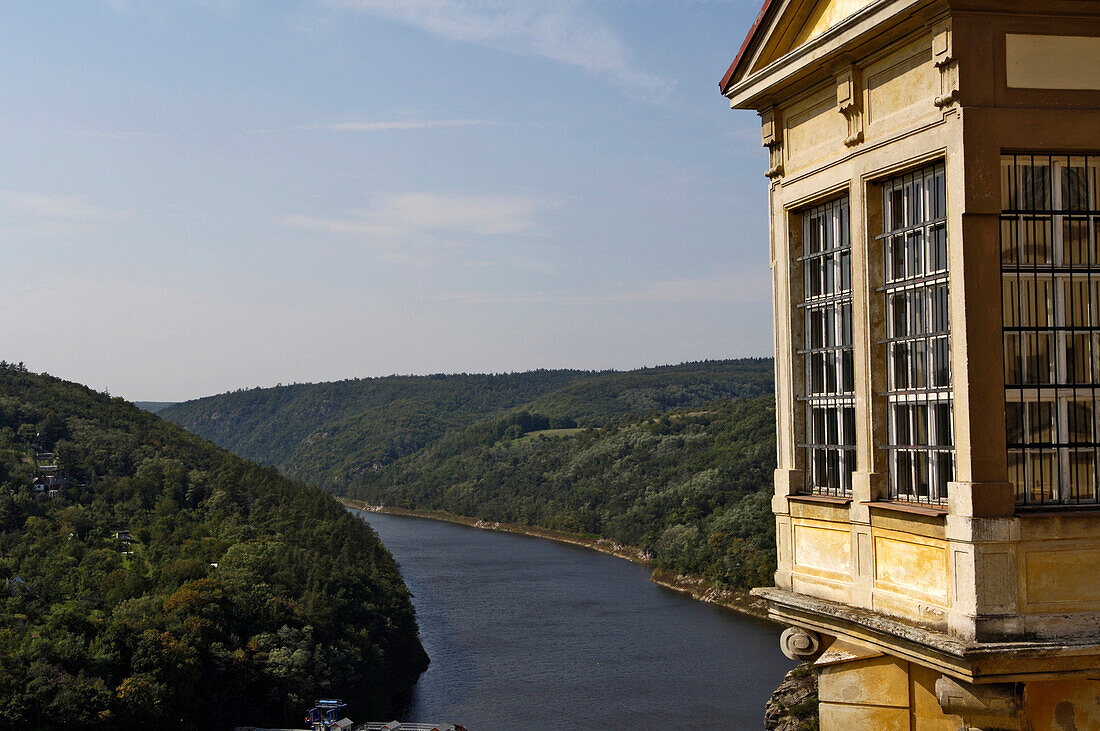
[{"x1": 0, "y1": 0, "x2": 771, "y2": 401}]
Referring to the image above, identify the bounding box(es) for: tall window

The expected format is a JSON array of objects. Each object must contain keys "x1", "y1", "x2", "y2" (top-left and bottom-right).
[
  {"x1": 881, "y1": 163, "x2": 954, "y2": 504},
  {"x1": 1002, "y1": 153, "x2": 1100, "y2": 506},
  {"x1": 800, "y1": 197, "x2": 855, "y2": 496}
]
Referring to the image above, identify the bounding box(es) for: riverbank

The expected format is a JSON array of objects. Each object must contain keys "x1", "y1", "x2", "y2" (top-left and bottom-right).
[{"x1": 340, "y1": 498, "x2": 770, "y2": 620}]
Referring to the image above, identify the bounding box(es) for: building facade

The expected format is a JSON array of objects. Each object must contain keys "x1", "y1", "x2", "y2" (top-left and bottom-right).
[{"x1": 722, "y1": 0, "x2": 1100, "y2": 727}]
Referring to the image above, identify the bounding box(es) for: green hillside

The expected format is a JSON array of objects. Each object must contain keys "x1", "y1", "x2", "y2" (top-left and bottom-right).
[
  {"x1": 132, "y1": 401, "x2": 176, "y2": 414},
  {"x1": 161, "y1": 360, "x2": 774, "y2": 489},
  {"x1": 348, "y1": 397, "x2": 779, "y2": 590},
  {"x1": 0, "y1": 363, "x2": 428, "y2": 729}
]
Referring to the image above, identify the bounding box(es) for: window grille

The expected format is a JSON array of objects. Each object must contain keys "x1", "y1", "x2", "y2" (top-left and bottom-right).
[
  {"x1": 880, "y1": 163, "x2": 954, "y2": 504},
  {"x1": 1002, "y1": 153, "x2": 1100, "y2": 506},
  {"x1": 798, "y1": 197, "x2": 855, "y2": 496}
]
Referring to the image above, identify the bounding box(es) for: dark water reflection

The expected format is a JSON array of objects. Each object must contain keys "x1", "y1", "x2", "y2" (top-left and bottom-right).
[{"x1": 356, "y1": 511, "x2": 793, "y2": 730}]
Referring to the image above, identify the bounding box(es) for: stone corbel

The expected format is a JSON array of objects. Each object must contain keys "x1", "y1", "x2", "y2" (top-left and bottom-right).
[
  {"x1": 836, "y1": 67, "x2": 863, "y2": 147},
  {"x1": 932, "y1": 25, "x2": 959, "y2": 109},
  {"x1": 760, "y1": 107, "x2": 784, "y2": 179},
  {"x1": 935, "y1": 676, "x2": 1023, "y2": 730}
]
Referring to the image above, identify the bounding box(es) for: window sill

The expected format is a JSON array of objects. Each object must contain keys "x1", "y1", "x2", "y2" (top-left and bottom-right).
[
  {"x1": 861, "y1": 500, "x2": 948, "y2": 517},
  {"x1": 1017, "y1": 507, "x2": 1100, "y2": 518},
  {"x1": 788, "y1": 493, "x2": 852, "y2": 506}
]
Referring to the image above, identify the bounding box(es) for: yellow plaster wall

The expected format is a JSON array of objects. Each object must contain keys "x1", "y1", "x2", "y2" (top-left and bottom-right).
[
  {"x1": 791, "y1": 0, "x2": 877, "y2": 49},
  {"x1": 863, "y1": 42, "x2": 938, "y2": 136},
  {"x1": 818, "y1": 655, "x2": 911, "y2": 731},
  {"x1": 1025, "y1": 679, "x2": 1100, "y2": 731},
  {"x1": 819, "y1": 653, "x2": 1100, "y2": 730},
  {"x1": 782, "y1": 87, "x2": 847, "y2": 173},
  {"x1": 1006, "y1": 34, "x2": 1100, "y2": 91},
  {"x1": 793, "y1": 519, "x2": 852, "y2": 577},
  {"x1": 909, "y1": 664, "x2": 961, "y2": 731},
  {"x1": 1021, "y1": 543, "x2": 1100, "y2": 612},
  {"x1": 873, "y1": 529, "x2": 949, "y2": 605}
]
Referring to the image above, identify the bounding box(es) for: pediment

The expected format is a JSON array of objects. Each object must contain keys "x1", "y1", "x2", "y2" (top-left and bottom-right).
[{"x1": 722, "y1": 0, "x2": 877, "y2": 92}]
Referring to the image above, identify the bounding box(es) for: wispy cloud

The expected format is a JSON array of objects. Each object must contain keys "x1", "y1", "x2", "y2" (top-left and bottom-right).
[
  {"x1": 325, "y1": 0, "x2": 670, "y2": 94},
  {"x1": 429, "y1": 271, "x2": 771, "y2": 306},
  {"x1": 300, "y1": 118, "x2": 495, "y2": 133},
  {"x1": 0, "y1": 190, "x2": 125, "y2": 238},
  {"x1": 279, "y1": 192, "x2": 543, "y2": 238}
]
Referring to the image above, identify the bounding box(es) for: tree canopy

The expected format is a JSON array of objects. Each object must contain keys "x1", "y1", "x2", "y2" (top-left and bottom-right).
[{"x1": 0, "y1": 365, "x2": 427, "y2": 729}]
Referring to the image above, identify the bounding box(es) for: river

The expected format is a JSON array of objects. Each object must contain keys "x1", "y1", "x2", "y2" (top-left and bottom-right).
[{"x1": 354, "y1": 511, "x2": 793, "y2": 729}]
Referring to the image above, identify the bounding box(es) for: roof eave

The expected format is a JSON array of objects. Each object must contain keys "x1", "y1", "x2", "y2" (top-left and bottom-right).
[
  {"x1": 719, "y1": 0, "x2": 780, "y2": 95},
  {"x1": 723, "y1": 0, "x2": 935, "y2": 109}
]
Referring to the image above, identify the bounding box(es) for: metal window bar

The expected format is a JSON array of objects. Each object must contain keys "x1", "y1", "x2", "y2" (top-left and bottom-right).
[
  {"x1": 879, "y1": 162, "x2": 954, "y2": 505},
  {"x1": 1002, "y1": 153, "x2": 1100, "y2": 507},
  {"x1": 798, "y1": 197, "x2": 856, "y2": 497}
]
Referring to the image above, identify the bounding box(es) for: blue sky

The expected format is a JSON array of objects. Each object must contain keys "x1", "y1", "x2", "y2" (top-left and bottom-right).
[{"x1": 1, "y1": 0, "x2": 770, "y2": 401}]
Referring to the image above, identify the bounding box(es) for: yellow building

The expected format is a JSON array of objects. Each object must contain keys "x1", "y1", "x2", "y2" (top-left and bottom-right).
[{"x1": 721, "y1": 0, "x2": 1100, "y2": 727}]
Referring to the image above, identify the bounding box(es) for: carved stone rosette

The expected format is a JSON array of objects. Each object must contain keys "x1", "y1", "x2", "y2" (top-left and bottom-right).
[{"x1": 779, "y1": 626, "x2": 822, "y2": 660}]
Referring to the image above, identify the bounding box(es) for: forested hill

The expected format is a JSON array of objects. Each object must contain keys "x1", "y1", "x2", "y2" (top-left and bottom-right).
[
  {"x1": 0, "y1": 364, "x2": 428, "y2": 729},
  {"x1": 348, "y1": 396, "x2": 779, "y2": 591},
  {"x1": 161, "y1": 359, "x2": 774, "y2": 489}
]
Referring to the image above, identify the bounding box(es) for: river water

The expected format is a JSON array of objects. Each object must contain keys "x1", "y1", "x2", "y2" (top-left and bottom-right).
[{"x1": 354, "y1": 511, "x2": 793, "y2": 730}]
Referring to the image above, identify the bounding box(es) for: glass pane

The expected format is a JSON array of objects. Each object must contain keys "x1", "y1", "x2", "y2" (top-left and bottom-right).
[
  {"x1": 1004, "y1": 334, "x2": 1022, "y2": 385},
  {"x1": 891, "y1": 293, "x2": 908, "y2": 338},
  {"x1": 914, "y1": 451, "x2": 930, "y2": 498},
  {"x1": 892, "y1": 343, "x2": 909, "y2": 389},
  {"x1": 895, "y1": 451, "x2": 913, "y2": 496},
  {"x1": 1068, "y1": 399, "x2": 1094, "y2": 443},
  {"x1": 910, "y1": 290, "x2": 927, "y2": 335},
  {"x1": 1063, "y1": 219, "x2": 1089, "y2": 266},
  {"x1": 932, "y1": 284, "x2": 950, "y2": 332},
  {"x1": 1020, "y1": 277, "x2": 1053, "y2": 327},
  {"x1": 1008, "y1": 450, "x2": 1026, "y2": 500},
  {"x1": 1029, "y1": 451, "x2": 1056, "y2": 502},
  {"x1": 1006, "y1": 402, "x2": 1024, "y2": 446},
  {"x1": 1070, "y1": 450, "x2": 1096, "y2": 502},
  {"x1": 810, "y1": 309, "x2": 824, "y2": 348},
  {"x1": 889, "y1": 188, "x2": 905, "y2": 231},
  {"x1": 1067, "y1": 333, "x2": 1091, "y2": 384},
  {"x1": 810, "y1": 353, "x2": 824, "y2": 394},
  {"x1": 934, "y1": 452, "x2": 952, "y2": 500},
  {"x1": 1021, "y1": 219, "x2": 1051, "y2": 265},
  {"x1": 1021, "y1": 162, "x2": 1051, "y2": 211},
  {"x1": 1064, "y1": 278, "x2": 1089, "y2": 328},
  {"x1": 1001, "y1": 218, "x2": 1018, "y2": 264},
  {"x1": 1063, "y1": 163, "x2": 1089, "y2": 211},
  {"x1": 933, "y1": 403, "x2": 953, "y2": 447},
  {"x1": 1028, "y1": 401, "x2": 1054, "y2": 444},
  {"x1": 893, "y1": 405, "x2": 911, "y2": 445},
  {"x1": 843, "y1": 408, "x2": 856, "y2": 445},
  {"x1": 912, "y1": 405, "x2": 929, "y2": 446},
  {"x1": 907, "y1": 230, "x2": 924, "y2": 278},
  {"x1": 910, "y1": 340, "x2": 927, "y2": 388},
  {"x1": 929, "y1": 223, "x2": 948, "y2": 272},
  {"x1": 1025, "y1": 333, "x2": 1053, "y2": 385},
  {"x1": 890, "y1": 235, "x2": 906, "y2": 281},
  {"x1": 808, "y1": 259, "x2": 822, "y2": 297}
]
